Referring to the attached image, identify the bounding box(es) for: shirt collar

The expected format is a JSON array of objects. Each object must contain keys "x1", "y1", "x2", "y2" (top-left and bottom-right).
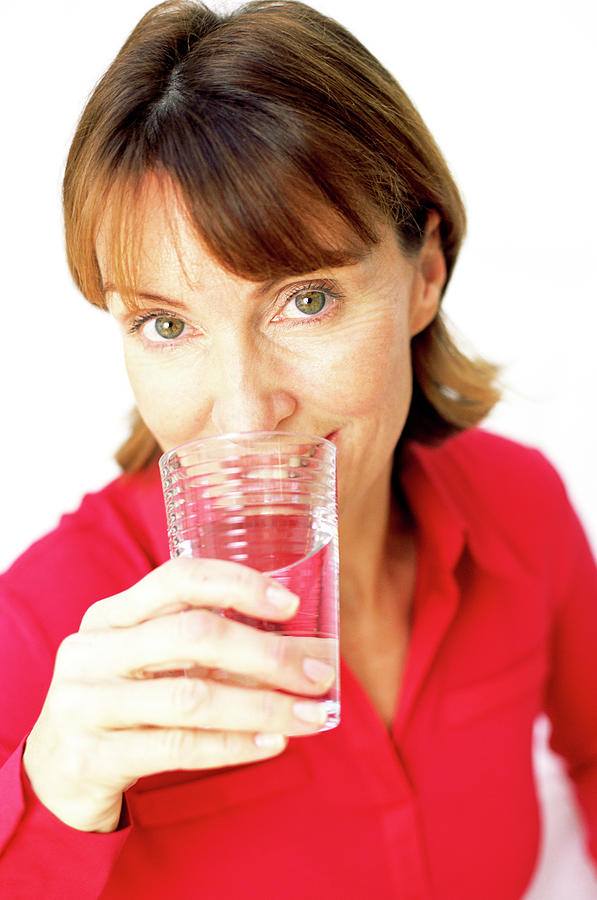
[
  {"x1": 398, "y1": 440, "x2": 469, "y2": 576},
  {"x1": 400, "y1": 432, "x2": 533, "y2": 581}
]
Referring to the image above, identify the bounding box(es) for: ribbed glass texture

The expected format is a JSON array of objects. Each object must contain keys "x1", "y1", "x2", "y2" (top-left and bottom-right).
[{"x1": 159, "y1": 432, "x2": 340, "y2": 730}]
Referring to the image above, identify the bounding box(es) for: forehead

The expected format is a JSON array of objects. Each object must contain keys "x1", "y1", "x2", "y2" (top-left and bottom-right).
[
  {"x1": 95, "y1": 172, "x2": 386, "y2": 309},
  {"x1": 96, "y1": 179, "x2": 198, "y2": 282},
  {"x1": 96, "y1": 176, "x2": 195, "y2": 278}
]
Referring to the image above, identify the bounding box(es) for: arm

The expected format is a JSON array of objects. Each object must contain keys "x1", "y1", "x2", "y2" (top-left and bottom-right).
[
  {"x1": 0, "y1": 738, "x2": 131, "y2": 899},
  {"x1": 543, "y1": 475, "x2": 597, "y2": 862},
  {"x1": 1, "y1": 553, "x2": 331, "y2": 896},
  {"x1": 0, "y1": 574, "x2": 129, "y2": 900}
]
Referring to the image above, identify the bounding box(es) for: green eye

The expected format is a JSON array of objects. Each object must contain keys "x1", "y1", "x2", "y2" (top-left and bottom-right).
[
  {"x1": 154, "y1": 316, "x2": 185, "y2": 339},
  {"x1": 294, "y1": 290, "x2": 326, "y2": 316}
]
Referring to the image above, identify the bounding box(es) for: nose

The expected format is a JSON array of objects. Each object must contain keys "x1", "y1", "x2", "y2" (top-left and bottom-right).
[{"x1": 209, "y1": 340, "x2": 296, "y2": 435}]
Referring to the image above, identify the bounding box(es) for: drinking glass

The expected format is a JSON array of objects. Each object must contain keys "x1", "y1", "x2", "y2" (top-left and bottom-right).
[{"x1": 159, "y1": 431, "x2": 340, "y2": 731}]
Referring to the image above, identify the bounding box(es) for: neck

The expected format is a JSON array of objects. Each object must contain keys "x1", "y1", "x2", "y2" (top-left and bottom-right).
[{"x1": 338, "y1": 464, "x2": 412, "y2": 617}]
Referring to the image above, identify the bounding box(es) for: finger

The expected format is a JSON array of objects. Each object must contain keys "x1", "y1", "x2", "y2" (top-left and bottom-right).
[
  {"x1": 75, "y1": 676, "x2": 330, "y2": 735},
  {"x1": 71, "y1": 609, "x2": 336, "y2": 696},
  {"x1": 99, "y1": 725, "x2": 289, "y2": 780},
  {"x1": 80, "y1": 557, "x2": 299, "y2": 631}
]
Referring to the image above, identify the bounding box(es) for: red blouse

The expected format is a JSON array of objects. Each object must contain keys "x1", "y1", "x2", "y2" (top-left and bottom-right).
[{"x1": 1, "y1": 429, "x2": 596, "y2": 899}]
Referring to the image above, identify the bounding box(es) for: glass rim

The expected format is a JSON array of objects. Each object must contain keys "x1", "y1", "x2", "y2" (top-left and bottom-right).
[{"x1": 159, "y1": 430, "x2": 336, "y2": 464}]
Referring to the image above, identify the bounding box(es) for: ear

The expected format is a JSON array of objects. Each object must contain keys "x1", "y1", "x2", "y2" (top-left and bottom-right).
[{"x1": 408, "y1": 210, "x2": 447, "y2": 337}]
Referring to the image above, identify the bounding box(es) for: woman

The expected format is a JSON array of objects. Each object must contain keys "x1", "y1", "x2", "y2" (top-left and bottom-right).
[{"x1": 1, "y1": 1, "x2": 595, "y2": 897}]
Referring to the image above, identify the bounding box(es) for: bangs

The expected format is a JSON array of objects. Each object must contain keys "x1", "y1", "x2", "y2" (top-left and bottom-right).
[{"x1": 75, "y1": 98, "x2": 384, "y2": 311}]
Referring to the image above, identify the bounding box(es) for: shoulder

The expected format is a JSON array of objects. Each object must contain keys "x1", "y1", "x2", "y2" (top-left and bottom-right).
[
  {"x1": 405, "y1": 428, "x2": 584, "y2": 572},
  {"x1": 0, "y1": 465, "x2": 168, "y2": 639},
  {"x1": 411, "y1": 427, "x2": 568, "y2": 514}
]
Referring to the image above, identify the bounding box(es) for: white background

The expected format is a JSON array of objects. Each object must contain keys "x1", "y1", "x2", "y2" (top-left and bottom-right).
[{"x1": 1, "y1": 1, "x2": 596, "y2": 894}]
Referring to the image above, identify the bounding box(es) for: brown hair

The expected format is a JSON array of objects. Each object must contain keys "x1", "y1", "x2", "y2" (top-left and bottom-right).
[{"x1": 63, "y1": 0, "x2": 500, "y2": 471}]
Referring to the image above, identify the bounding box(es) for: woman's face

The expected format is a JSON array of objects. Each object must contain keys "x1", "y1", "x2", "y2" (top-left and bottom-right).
[{"x1": 99, "y1": 180, "x2": 444, "y2": 520}]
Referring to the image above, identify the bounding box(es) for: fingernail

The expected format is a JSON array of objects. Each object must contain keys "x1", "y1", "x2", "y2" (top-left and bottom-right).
[
  {"x1": 302, "y1": 658, "x2": 335, "y2": 687},
  {"x1": 293, "y1": 701, "x2": 328, "y2": 726},
  {"x1": 254, "y1": 732, "x2": 286, "y2": 750},
  {"x1": 265, "y1": 584, "x2": 299, "y2": 613}
]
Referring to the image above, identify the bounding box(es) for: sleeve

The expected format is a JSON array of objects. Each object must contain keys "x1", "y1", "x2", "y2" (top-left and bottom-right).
[
  {"x1": 0, "y1": 504, "x2": 154, "y2": 897},
  {"x1": 542, "y1": 473, "x2": 597, "y2": 862},
  {"x1": 0, "y1": 739, "x2": 132, "y2": 899}
]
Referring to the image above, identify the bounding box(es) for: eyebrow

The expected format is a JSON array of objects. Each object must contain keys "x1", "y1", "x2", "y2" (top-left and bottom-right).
[
  {"x1": 102, "y1": 282, "x2": 282, "y2": 317},
  {"x1": 103, "y1": 284, "x2": 193, "y2": 313},
  {"x1": 102, "y1": 250, "x2": 369, "y2": 311}
]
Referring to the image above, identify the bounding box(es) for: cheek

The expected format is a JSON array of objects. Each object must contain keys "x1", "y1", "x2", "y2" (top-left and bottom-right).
[
  {"x1": 309, "y1": 324, "x2": 412, "y2": 418},
  {"x1": 123, "y1": 352, "x2": 209, "y2": 447}
]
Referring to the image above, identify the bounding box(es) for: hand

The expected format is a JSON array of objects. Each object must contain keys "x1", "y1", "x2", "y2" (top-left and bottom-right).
[{"x1": 23, "y1": 558, "x2": 335, "y2": 833}]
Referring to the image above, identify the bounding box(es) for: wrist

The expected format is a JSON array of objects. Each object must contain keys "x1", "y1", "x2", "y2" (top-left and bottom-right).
[{"x1": 23, "y1": 737, "x2": 123, "y2": 833}]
